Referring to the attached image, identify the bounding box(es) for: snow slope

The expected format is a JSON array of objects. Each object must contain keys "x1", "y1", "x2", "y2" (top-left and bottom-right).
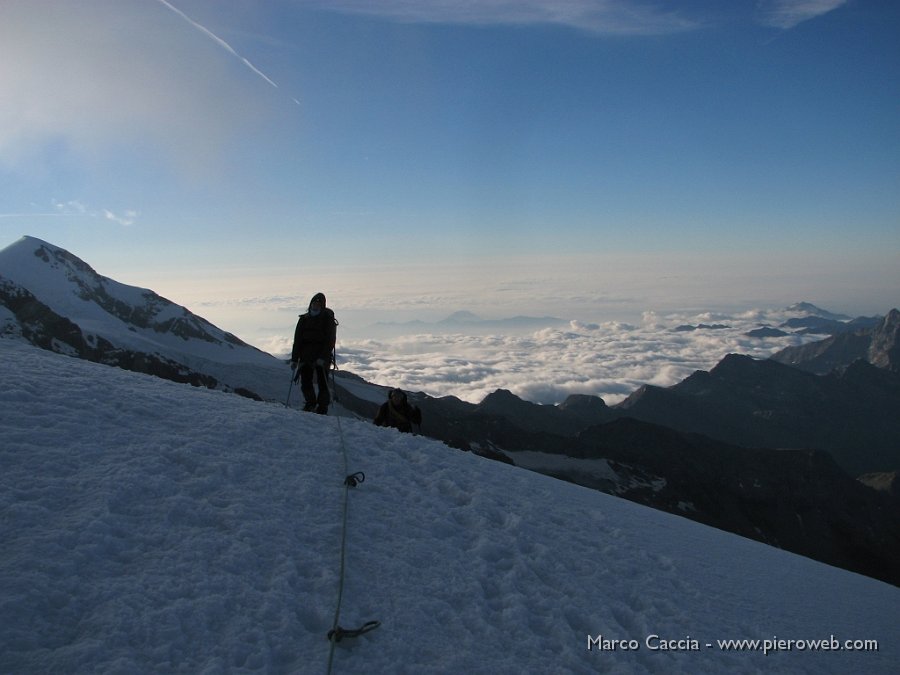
[{"x1": 1, "y1": 340, "x2": 898, "y2": 674}]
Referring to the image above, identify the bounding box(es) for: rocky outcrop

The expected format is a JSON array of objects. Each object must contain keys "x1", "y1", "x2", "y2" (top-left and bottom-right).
[
  {"x1": 772, "y1": 309, "x2": 899, "y2": 374},
  {"x1": 858, "y1": 471, "x2": 899, "y2": 500},
  {"x1": 613, "y1": 353, "x2": 900, "y2": 476},
  {"x1": 567, "y1": 418, "x2": 900, "y2": 587}
]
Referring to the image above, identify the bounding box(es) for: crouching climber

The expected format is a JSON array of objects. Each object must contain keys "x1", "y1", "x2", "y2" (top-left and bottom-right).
[{"x1": 374, "y1": 388, "x2": 422, "y2": 433}]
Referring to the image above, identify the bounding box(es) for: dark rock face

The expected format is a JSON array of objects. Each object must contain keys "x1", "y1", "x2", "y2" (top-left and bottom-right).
[
  {"x1": 858, "y1": 472, "x2": 899, "y2": 500},
  {"x1": 613, "y1": 353, "x2": 900, "y2": 476},
  {"x1": 2, "y1": 277, "x2": 88, "y2": 351},
  {"x1": 674, "y1": 323, "x2": 730, "y2": 332},
  {"x1": 746, "y1": 326, "x2": 789, "y2": 338},
  {"x1": 567, "y1": 419, "x2": 900, "y2": 587},
  {"x1": 869, "y1": 309, "x2": 900, "y2": 372},
  {"x1": 474, "y1": 389, "x2": 610, "y2": 437},
  {"x1": 772, "y1": 309, "x2": 900, "y2": 374},
  {"x1": 781, "y1": 313, "x2": 881, "y2": 334}
]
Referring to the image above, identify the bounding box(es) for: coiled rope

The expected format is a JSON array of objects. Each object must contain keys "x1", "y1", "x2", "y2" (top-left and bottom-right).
[{"x1": 325, "y1": 413, "x2": 380, "y2": 674}]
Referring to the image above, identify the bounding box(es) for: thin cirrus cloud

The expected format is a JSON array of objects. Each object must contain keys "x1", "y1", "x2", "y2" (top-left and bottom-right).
[
  {"x1": 102, "y1": 210, "x2": 139, "y2": 227},
  {"x1": 302, "y1": 0, "x2": 701, "y2": 35},
  {"x1": 154, "y1": 0, "x2": 280, "y2": 90},
  {"x1": 306, "y1": 0, "x2": 851, "y2": 33},
  {"x1": 756, "y1": 0, "x2": 848, "y2": 29},
  {"x1": 29, "y1": 200, "x2": 140, "y2": 227}
]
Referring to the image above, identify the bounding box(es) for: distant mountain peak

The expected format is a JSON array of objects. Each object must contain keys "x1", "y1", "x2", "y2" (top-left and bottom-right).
[
  {"x1": 559, "y1": 393, "x2": 608, "y2": 411},
  {"x1": 482, "y1": 388, "x2": 519, "y2": 402},
  {"x1": 477, "y1": 388, "x2": 535, "y2": 415},
  {"x1": 785, "y1": 302, "x2": 851, "y2": 321},
  {"x1": 440, "y1": 310, "x2": 481, "y2": 323},
  {"x1": 13, "y1": 234, "x2": 60, "y2": 250},
  {"x1": 710, "y1": 352, "x2": 755, "y2": 370}
]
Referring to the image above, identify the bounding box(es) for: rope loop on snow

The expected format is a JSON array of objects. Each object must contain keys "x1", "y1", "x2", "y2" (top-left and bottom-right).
[
  {"x1": 326, "y1": 415, "x2": 380, "y2": 674},
  {"x1": 327, "y1": 620, "x2": 382, "y2": 643},
  {"x1": 344, "y1": 471, "x2": 365, "y2": 487}
]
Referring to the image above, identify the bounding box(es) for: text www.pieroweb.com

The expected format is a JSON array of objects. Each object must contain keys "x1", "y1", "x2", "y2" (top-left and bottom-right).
[{"x1": 587, "y1": 634, "x2": 879, "y2": 656}]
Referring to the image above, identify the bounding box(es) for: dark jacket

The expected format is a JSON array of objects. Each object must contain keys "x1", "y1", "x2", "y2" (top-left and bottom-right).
[
  {"x1": 291, "y1": 292, "x2": 337, "y2": 365},
  {"x1": 374, "y1": 389, "x2": 422, "y2": 433}
]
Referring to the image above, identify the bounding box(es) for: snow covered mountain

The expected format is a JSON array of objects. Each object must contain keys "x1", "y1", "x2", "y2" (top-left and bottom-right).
[
  {"x1": 0, "y1": 235, "x2": 289, "y2": 401},
  {"x1": 2, "y1": 340, "x2": 898, "y2": 674},
  {"x1": 784, "y1": 302, "x2": 852, "y2": 322}
]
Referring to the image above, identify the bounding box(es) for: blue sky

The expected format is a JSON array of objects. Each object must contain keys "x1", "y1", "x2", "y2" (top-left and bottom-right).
[{"x1": 1, "y1": 0, "x2": 898, "y2": 347}]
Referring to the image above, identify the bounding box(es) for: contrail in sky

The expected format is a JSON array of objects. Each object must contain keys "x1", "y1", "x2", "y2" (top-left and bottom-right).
[{"x1": 155, "y1": 0, "x2": 279, "y2": 88}]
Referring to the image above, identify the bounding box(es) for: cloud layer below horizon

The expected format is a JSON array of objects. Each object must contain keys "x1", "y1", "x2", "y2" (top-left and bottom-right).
[
  {"x1": 269, "y1": 307, "x2": 829, "y2": 405},
  {"x1": 164, "y1": 251, "x2": 894, "y2": 407}
]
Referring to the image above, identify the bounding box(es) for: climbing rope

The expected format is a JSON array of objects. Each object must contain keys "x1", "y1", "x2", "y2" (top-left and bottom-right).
[{"x1": 325, "y1": 414, "x2": 380, "y2": 674}]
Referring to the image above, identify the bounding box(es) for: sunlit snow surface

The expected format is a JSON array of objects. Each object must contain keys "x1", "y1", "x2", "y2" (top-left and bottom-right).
[{"x1": 1, "y1": 340, "x2": 897, "y2": 673}]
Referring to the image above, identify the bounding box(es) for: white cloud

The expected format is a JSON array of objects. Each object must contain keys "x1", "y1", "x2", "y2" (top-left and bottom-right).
[
  {"x1": 757, "y1": 0, "x2": 848, "y2": 29},
  {"x1": 302, "y1": 0, "x2": 700, "y2": 36},
  {"x1": 46, "y1": 199, "x2": 137, "y2": 227},
  {"x1": 103, "y1": 209, "x2": 139, "y2": 227},
  {"x1": 53, "y1": 200, "x2": 88, "y2": 215},
  {"x1": 334, "y1": 308, "x2": 823, "y2": 405}
]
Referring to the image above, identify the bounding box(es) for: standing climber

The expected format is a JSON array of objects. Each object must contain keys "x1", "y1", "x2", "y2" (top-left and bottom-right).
[{"x1": 290, "y1": 292, "x2": 337, "y2": 414}]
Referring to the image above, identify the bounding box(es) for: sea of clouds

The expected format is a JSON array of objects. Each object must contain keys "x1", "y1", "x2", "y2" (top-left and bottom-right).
[{"x1": 332, "y1": 309, "x2": 821, "y2": 404}]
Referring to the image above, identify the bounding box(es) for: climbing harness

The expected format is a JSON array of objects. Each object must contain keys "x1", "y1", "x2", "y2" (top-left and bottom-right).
[{"x1": 325, "y1": 414, "x2": 380, "y2": 674}]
